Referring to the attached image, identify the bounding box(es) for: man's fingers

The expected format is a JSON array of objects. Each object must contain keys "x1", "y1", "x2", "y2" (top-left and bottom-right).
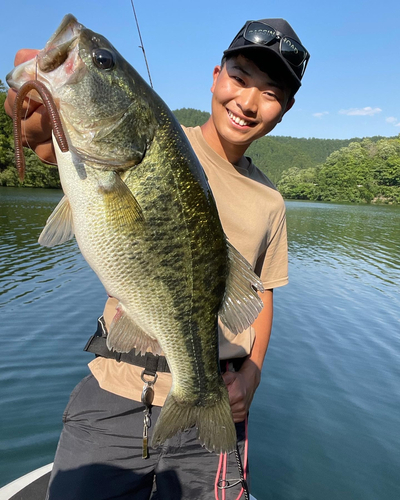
[
  {"x1": 5, "y1": 88, "x2": 44, "y2": 119},
  {"x1": 35, "y1": 141, "x2": 56, "y2": 165},
  {"x1": 223, "y1": 370, "x2": 253, "y2": 421},
  {"x1": 4, "y1": 49, "x2": 43, "y2": 120},
  {"x1": 230, "y1": 402, "x2": 247, "y2": 423},
  {"x1": 14, "y1": 48, "x2": 40, "y2": 66},
  {"x1": 227, "y1": 390, "x2": 244, "y2": 406},
  {"x1": 222, "y1": 371, "x2": 236, "y2": 386},
  {"x1": 19, "y1": 104, "x2": 52, "y2": 148}
]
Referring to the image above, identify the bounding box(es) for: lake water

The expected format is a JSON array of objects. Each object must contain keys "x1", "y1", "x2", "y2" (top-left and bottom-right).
[{"x1": 0, "y1": 187, "x2": 399, "y2": 499}]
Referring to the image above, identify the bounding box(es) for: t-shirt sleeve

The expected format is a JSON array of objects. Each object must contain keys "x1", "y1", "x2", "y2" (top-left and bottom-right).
[{"x1": 255, "y1": 211, "x2": 288, "y2": 289}]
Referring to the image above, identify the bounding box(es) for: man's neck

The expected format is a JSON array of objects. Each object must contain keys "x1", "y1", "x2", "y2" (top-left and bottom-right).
[{"x1": 200, "y1": 119, "x2": 247, "y2": 165}]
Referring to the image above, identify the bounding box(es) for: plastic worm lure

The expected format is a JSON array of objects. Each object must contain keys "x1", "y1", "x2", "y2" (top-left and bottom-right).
[{"x1": 13, "y1": 80, "x2": 69, "y2": 180}]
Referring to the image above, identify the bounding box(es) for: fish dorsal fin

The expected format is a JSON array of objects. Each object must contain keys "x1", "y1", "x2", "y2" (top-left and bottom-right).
[
  {"x1": 107, "y1": 303, "x2": 162, "y2": 355},
  {"x1": 219, "y1": 241, "x2": 265, "y2": 335},
  {"x1": 38, "y1": 195, "x2": 75, "y2": 247}
]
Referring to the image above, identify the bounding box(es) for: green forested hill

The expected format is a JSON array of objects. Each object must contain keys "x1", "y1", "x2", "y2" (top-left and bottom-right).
[
  {"x1": 171, "y1": 107, "x2": 394, "y2": 184},
  {"x1": 0, "y1": 90, "x2": 398, "y2": 203},
  {"x1": 278, "y1": 137, "x2": 400, "y2": 204},
  {"x1": 246, "y1": 137, "x2": 348, "y2": 183},
  {"x1": 172, "y1": 108, "x2": 210, "y2": 128}
]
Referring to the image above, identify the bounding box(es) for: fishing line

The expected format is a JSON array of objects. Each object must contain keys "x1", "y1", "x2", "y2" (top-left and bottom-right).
[
  {"x1": 129, "y1": 0, "x2": 153, "y2": 88},
  {"x1": 21, "y1": 59, "x2": 36, "y2": 154},
  {"x1": 126, "y1": 6, "x2": 251, "y2": 496}
]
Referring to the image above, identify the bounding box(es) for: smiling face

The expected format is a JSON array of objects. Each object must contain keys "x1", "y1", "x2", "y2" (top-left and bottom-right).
[{"x1": 202, "y1": 53, "x2": 294, "y2": 162}]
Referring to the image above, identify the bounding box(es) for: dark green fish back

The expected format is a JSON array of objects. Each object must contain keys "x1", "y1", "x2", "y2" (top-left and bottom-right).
[{"x1": 123, "y1": 105, "x2": 228, "y2": 403}]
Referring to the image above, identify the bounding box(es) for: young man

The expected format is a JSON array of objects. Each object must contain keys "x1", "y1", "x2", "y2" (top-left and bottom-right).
[{"x1": 5, "y1": 18, "x2": 309, "y2": 499}]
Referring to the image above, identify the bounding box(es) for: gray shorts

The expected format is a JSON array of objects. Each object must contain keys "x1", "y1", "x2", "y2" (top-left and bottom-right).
[{"x1": 46, "y1": 374, "x2": 248, "y2": 499}]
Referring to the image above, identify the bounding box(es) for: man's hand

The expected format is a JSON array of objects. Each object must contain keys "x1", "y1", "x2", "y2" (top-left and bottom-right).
[
  {"x1": 223, "y1": 359, "x2": 261, "y2": 422},
  {"x1": 4, "y1": 49, "x2": 56, "y2": 164},
  {"x1": 223, "y1": 289, "x2": 274, "y2": 422}
]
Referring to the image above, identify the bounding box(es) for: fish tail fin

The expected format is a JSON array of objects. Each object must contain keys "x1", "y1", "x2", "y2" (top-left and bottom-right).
[{"x1": 151, "y1": 390, "x2": 236, "y2": 453}]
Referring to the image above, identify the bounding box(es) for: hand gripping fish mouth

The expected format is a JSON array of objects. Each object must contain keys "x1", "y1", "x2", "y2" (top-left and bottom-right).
[
  {"x1": 7, "y1": 14, "x2": 152, "y2": 173},
  {"x1": 7, "y1": 14, "x2": 265, "y2": 454},
  {"x1": 7, "y1": 15, "x2": 81, "y2": 179}
]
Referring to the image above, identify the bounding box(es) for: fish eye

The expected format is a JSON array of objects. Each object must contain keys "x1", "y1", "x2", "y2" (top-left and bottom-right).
[{"x1": 92, "y1": 49, "x2": 115, "y2": 70}]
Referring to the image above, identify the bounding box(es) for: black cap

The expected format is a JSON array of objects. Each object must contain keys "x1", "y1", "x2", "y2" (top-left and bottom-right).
[{"x1": 223, "y1": 19, "x2": 309, "y2": 93}]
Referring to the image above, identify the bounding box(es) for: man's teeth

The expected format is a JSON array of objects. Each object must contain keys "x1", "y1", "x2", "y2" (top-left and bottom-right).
[{"x1": 228, "y1": 110, "x2": 250, "y2": 126}]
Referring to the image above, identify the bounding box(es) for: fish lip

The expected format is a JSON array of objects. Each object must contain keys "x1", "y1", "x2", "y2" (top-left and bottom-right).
[
  {"x1": 6, "y1": 14, "x2": 83, "y2": 90},
  {"x1": 46, "y1": 14, "x2": 80, "y2": 46},
  {"x1": 37, "y1": 14, "x2": 82, "y2": 73}
]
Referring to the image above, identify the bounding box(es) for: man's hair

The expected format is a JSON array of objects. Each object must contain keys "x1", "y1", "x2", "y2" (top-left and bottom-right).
[{"x1": 221, "y1": 53, "x2": 296, "y2": 100}]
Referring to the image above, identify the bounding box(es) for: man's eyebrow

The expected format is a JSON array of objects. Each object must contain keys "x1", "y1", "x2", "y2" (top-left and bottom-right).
[
  {"x1": 231, "y1": 64, "x2": 284, "y2": 91},
  {"x1": 268, "y1": 81, "x2": 284, "y2": 91},
  {"x1": 231, "y1": 64, "x2": 252, "y2": 77}
]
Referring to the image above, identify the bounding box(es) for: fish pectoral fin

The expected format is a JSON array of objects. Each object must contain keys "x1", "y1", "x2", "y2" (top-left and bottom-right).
[
  {"x1": 219, "y1": 241, "x2": 265, "y2": 335},
  {"x1": 38, "y1": 195, "x2": 75, "y2": 247},
  {"x1": 106, "y1": 304, "x2": 161, "y2": 355},
  {"x1": 99, "y1": 172, "x2": 145, "y2": 229}
]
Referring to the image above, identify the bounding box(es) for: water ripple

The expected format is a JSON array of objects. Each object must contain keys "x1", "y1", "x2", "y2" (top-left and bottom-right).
[{"x1": 2, "y1": 191, "x2": 400, "y2": 499}]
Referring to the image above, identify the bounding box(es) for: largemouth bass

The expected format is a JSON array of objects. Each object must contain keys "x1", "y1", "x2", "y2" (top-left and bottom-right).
[{"x1": 7, "y1": 14, "x2": 264, "y2": 453}]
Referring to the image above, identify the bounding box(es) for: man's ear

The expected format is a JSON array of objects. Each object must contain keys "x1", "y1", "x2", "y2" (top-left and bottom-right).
[
  {"x1": 211, "y1": 65, "x2": 222, "y2": 93},
  {"x1": 285, "y1": 97, "x2": 295, "y2": 114},
  {"x1": 278, "y1": 97, "x2": 295, "y2": 123}
]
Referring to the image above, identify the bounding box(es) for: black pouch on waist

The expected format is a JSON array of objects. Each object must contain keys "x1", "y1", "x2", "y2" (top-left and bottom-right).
[{"x1": 84, "y1": 316, "x2": 170, "y2": 373}]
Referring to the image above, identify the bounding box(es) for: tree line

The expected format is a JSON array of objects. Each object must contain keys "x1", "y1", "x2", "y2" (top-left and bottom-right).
[
  {"x1": 278, "y1": 137, "x2": 400, "y2": 204},
  {"x1": 1, "y1": 88, "x2": 399, "y2": 203}
]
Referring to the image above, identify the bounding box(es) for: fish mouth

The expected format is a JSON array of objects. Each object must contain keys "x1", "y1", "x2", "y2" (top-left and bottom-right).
[
  {"x1": 6, "y1": 14, "x2": 82, "y2": 91},
  {"x1": 37, "y1": 14, "x2": 81, "y2": 73}
]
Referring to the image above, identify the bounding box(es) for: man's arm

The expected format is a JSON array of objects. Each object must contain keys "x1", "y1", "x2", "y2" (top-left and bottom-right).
[{"x1": 223, "y1": 289, "x2": 273, "y2": 422}]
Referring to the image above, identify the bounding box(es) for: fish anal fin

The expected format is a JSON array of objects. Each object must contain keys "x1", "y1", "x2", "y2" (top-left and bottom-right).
[
  {"x1": 106, "y1": 304, "x2": 161, "y2": 355},
  {"x1": 219, "y1": 241, "x2": 265, "y2": 335},
  {"x1": 38, "y1": 195, "x2": 75, "y2": 247}
]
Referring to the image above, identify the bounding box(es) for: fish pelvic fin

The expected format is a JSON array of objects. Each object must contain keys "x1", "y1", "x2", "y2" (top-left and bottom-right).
[
  {"x1": 106, "y1": 304, "x2": 161, "y2": 355},
  {"x1": 38, "y1": 195, "x2": 75, "y2": 247},
  {"x1": 151, "y1": 389, "x2": 237, "y2": 454},
  {"x1": 219, "y1": 241, "x2": 265, "y2": 335}
]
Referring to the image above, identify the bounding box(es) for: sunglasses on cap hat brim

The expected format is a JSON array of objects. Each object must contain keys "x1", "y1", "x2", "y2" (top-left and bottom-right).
[{"x1": 229, "y1": 20, "x2": 310, "y2": 79}]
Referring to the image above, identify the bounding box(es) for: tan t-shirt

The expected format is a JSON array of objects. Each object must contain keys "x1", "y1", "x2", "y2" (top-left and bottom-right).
[{"x1": 89, "y1": 125, "x2": 288, "y2": 404}]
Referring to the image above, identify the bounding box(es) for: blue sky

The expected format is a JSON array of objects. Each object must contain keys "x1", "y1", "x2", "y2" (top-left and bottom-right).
[{"x1": 1, "y1": 0, "x2": 399, "y2": 140}]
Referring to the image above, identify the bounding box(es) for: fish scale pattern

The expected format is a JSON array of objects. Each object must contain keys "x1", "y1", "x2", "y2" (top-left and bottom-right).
[
  {"x1": 122, "y1": 119, "x2": 229, "y2": 404},
  {"x1": 7, "y1": 13, "x2": 249, "y2": 451}
]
